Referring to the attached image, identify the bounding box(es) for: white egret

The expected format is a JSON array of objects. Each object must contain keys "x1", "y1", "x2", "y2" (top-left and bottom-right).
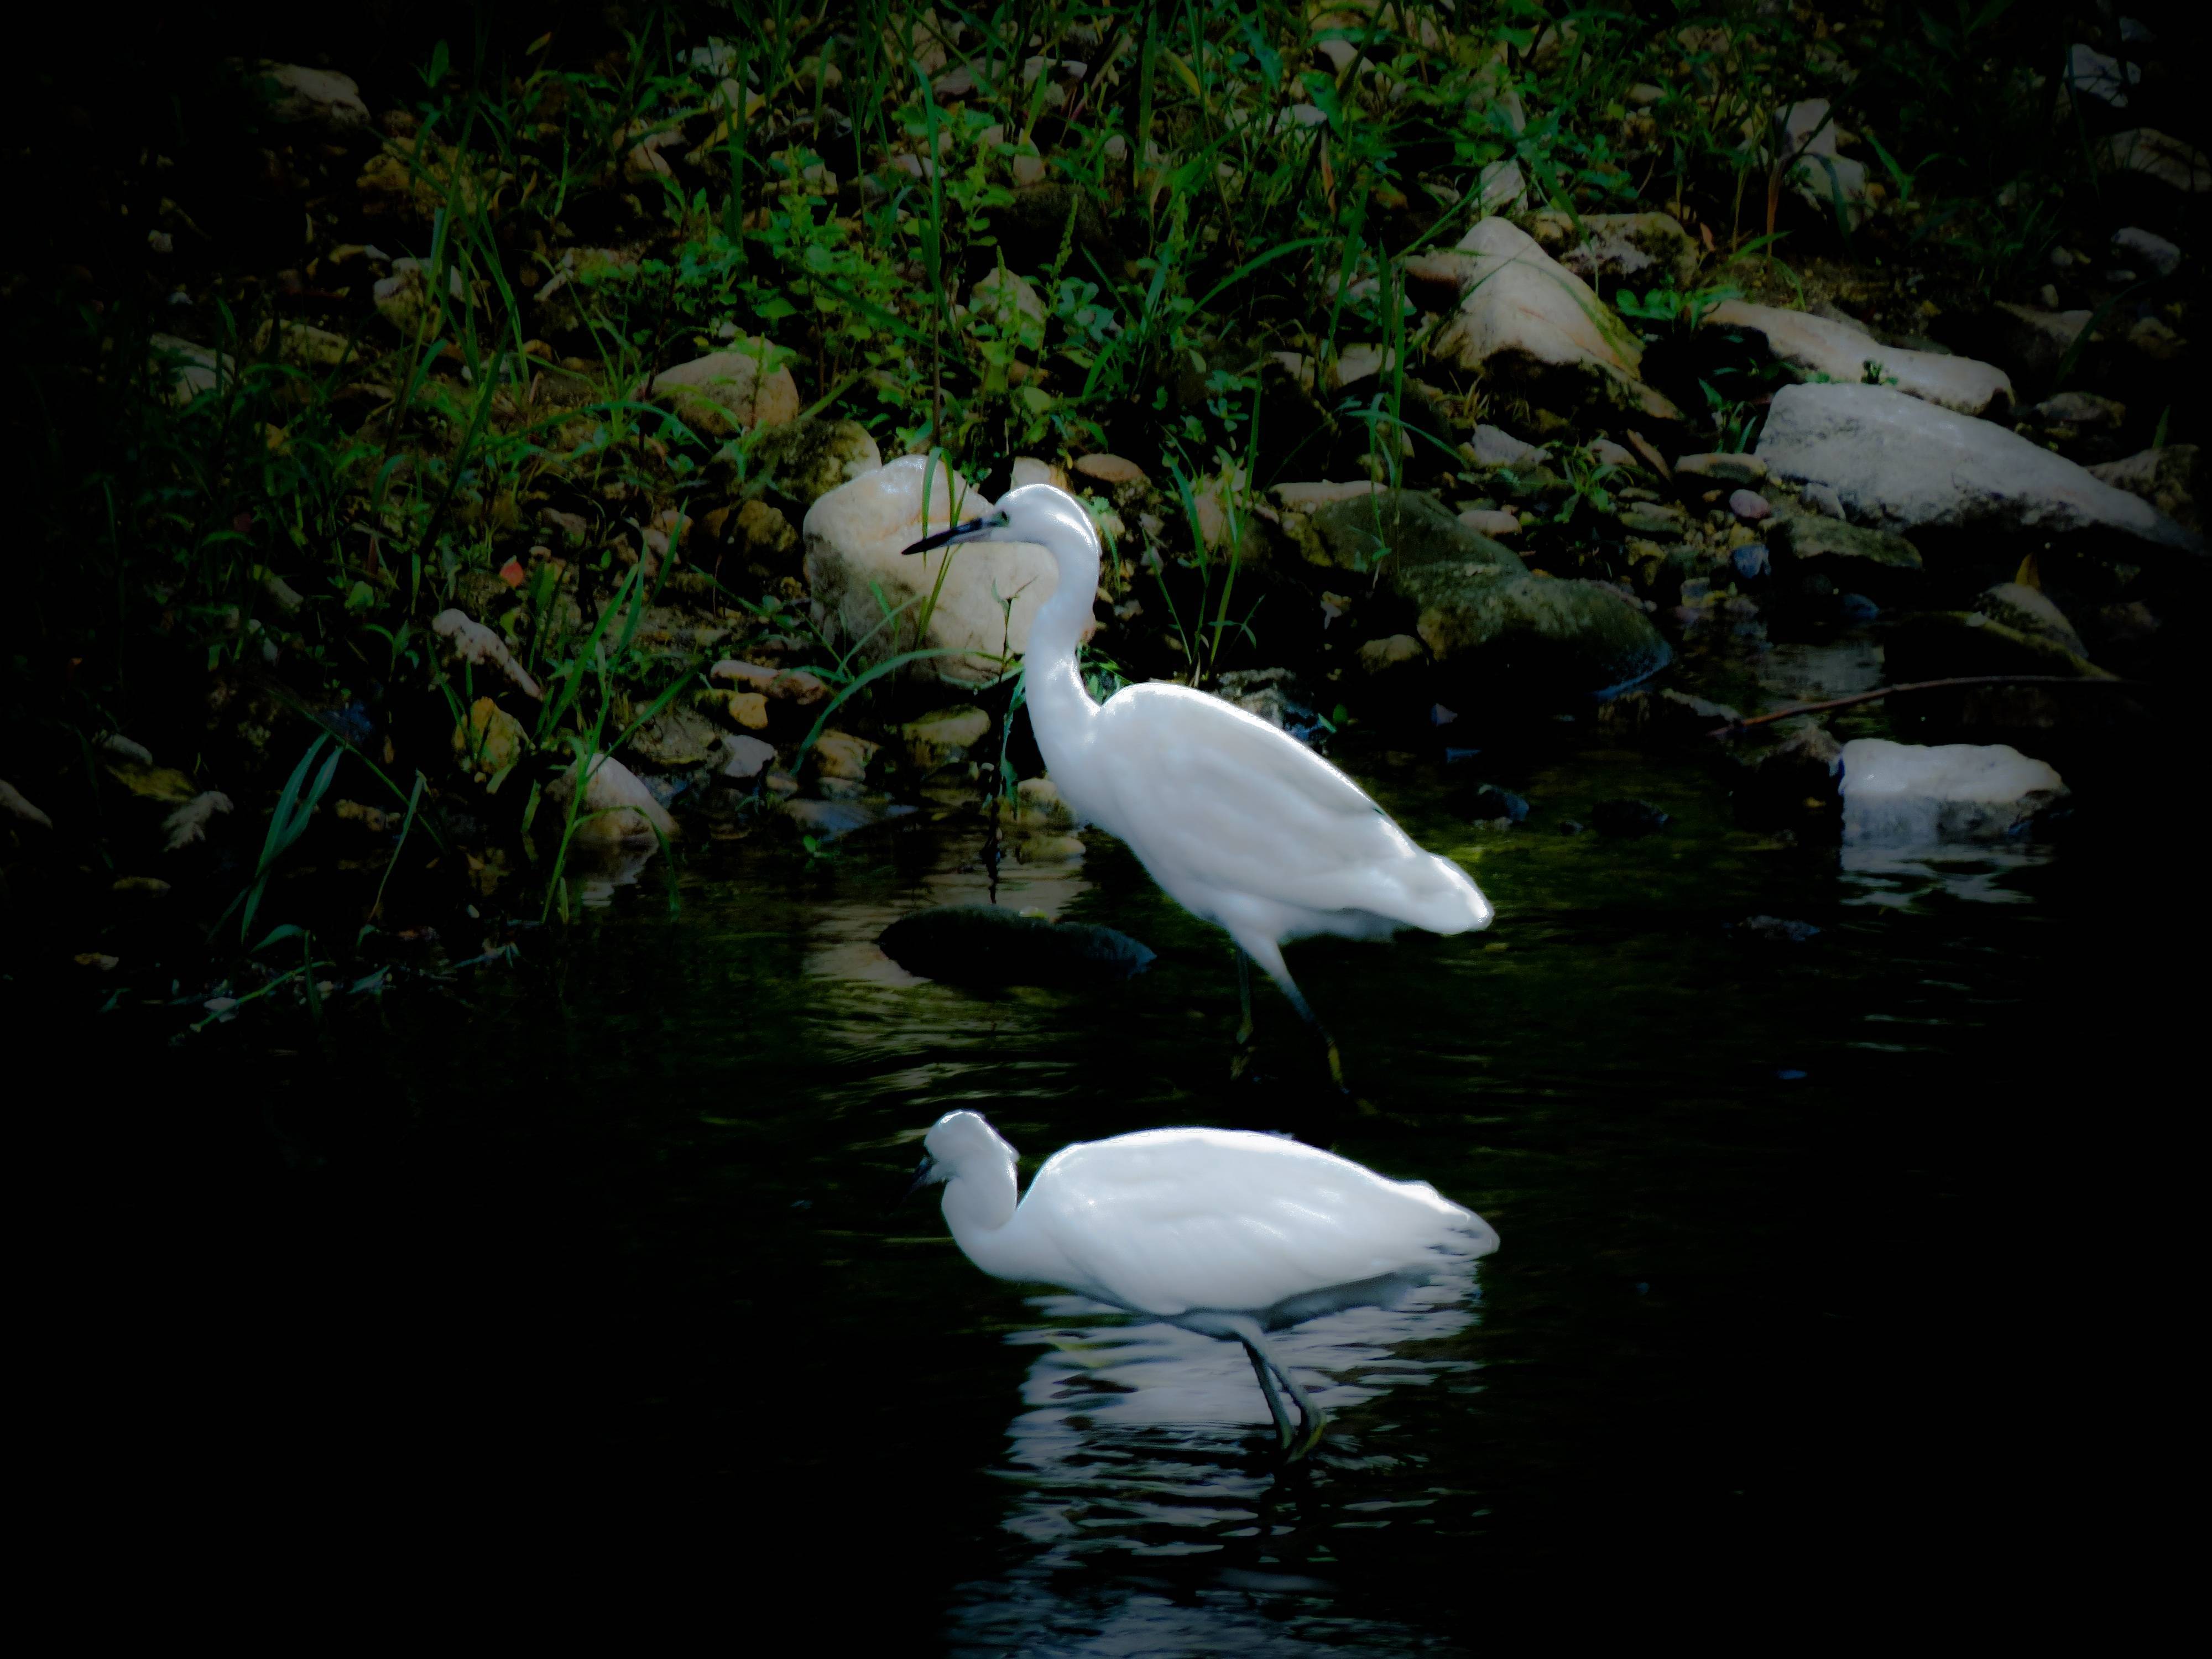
[
  {"x1": 905, "y1": 484, "x2": 1493, "y2": 1080},
  {"x1": 909, "y1": 1109, "x2": 1498, "y2": 1458}
]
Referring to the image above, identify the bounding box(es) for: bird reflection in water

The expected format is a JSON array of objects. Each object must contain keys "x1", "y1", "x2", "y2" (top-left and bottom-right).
[{"x1": 945, "y1": 1277, "x2": 1481, "y2": 1656}]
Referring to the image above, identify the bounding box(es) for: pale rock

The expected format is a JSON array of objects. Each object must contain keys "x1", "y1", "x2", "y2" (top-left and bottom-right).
[
  {"x1": 803, "y1": 456, "x2": 1058, "y2": 684},
  {"x1": 452, "y1": 697, "x2": 528, "y2": 774},
  {"x1": 1, "y1": 779, "x2": 54, "y2": 830},
  {"x1": 551, "y1": 754, "x2": 678, "y2": 845},
  {"x1": 1073, "y1": 453, "x2": 1147, "y2": 485},
  {"x1": 1011, "y1": 153, "x2": 1046, "y2": 187},
  {"x1": 1772, "y1": 100, "x2": 1869, "y2": 226},
  {"x1": 1674, "y1": 451, "x2": 1768, "y2": 485},
  {"x1": 1755, "y1": 382, "x2": 2201, "y2": 553},
  {"x1": 1839, "y1": 739, "x2": 2067, "y2": 845},
  {"x1": 718, "y1": 734, "x2": 778, "y2": 780},
  {"x1": 2098, "y1": 130, "x2": 2211, "y2": 193},
  {"x1": 1706, "y1": 300, "x2": 2013, "y2": 418},
  {"x1": 900, "y1": 706, "x2": 993, "y2": 768},
  {"x1": 1331, "y1": 343, "x2": 1395, "y2": 387},
  {"x1": 1458, "y1": 508, "x2": 1521, "y2": 536},
  {"x1": 968, "y1": 267, "x2": 1047, "y2": 338},
  {"x1": 1588, "y1": 437, "x2": 1641, "y2": 471},
  {"x1": 259, "y1": 64, "x2": 371, "y2": 133},
  {"x1": 2112, "y1": 227, "x2": 2180, "y2": 277},
  {"x1": 432, "y1": 609, "x2": 544, "y2": 697},
  {"x1": 1273, "y1": 481, "x2": 1382, "y2": 511},
  {"x1": 811, "y1": 731, "x2": 881, "y2": 781},
  {"x1": 2088, "y1": 446, "x2": 2200, "y2": 534},
  {"x1": 1465, "y1": 424, "x2": 1552, "y2": 469},
  {"x1": 1475, "y1": 158, "x2": 1526, "y2": 216},
  {"x1": 1430, "y1": 218, "x2": 1676, "y2": 419},
  {"x1": 1010, "y1": 456, "x2": 1067, "y2": 491},
  {"x1": 100, "y1": 733, "x2": 155, "y2": 766},
  {"x1": 1359, "y1": 634, "x2": 1427, "y2": 673},
  {"x1": 623, "y1": 703, "x2": 723, "y2": 770},
  {"x1": 150, "y1": 335, "x2": 228, "y2": 405},
  {"x1": 161, "y1": 791, "x2": 234, "y2": 852},
  {"x1": 640, "y1": 343, "x2": 800, "y2": 434},
  {"x1": 2065, "y1": 44, "x2": 2139, "y2": 108}
]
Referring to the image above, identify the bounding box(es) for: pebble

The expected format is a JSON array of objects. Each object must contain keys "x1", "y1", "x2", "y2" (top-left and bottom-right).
[
  {"x1": 1731, "y1": 542, "x2": 1771, "y2": 580},
  {"x1": 1469, "y1": 785, "x2": 1530, "y2": 823},
  {"x1": 1728, "y1": 489, "x2": 1772, "y2": 523}
]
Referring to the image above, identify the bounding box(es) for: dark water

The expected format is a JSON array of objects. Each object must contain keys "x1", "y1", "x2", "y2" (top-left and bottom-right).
[{"x1": 107, "y1": 738, "x2": 2182, "y2": 1635}]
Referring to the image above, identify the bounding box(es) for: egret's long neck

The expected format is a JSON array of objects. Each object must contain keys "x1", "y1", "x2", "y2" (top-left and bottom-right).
[
  {"x1": 940, "y1": 1154, "x2": 1027, "y2": 1281},
  {"x1": 1022, "y1": 541, "x2": 1100, "y2": 774}
]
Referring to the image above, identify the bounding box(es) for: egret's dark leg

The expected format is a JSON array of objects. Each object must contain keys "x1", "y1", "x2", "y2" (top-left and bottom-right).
[
  {"x1": 1230, "y1": 948, "x2": 1258, "y2": 1078},
  {"x1": 1229, "y1": 1317, "x2": 1328, "y2": 1461},
  {"x1": 1243, "y1": 938, "x2": 1349, "y2": 1094},
  {"x1": 1240, "y1": 1334, "x2": 1295, "y2": 1448}
]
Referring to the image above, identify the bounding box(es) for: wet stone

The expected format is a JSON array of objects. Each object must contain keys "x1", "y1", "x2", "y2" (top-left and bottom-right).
[
  {"x1": 1468, "y1": 785, "x2": 1530, "y2": 823},
  {"x1": 1733, "y1": 915, "x2": 1822, "y2": 943},
  {"x1": 878, "y1": 905, "x2": 1157, "y2": 989}
]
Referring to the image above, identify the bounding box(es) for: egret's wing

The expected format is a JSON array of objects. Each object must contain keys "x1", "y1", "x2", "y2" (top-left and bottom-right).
[
  {"x1": 1026, "y1": 1130, "x2": 1481, "y2": 1317},
  {"x1": 1085, "y1": 686, "x2": 1482, "y2": 928}
]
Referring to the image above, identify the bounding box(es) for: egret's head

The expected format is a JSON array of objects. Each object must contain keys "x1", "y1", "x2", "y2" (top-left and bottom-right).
[
  {"x1": 900, "y1": 483, "x2": 1100, "y2": 581},
  {"x1": 905, "y1": 1109, "x2": 1016, "y2": 1197}
]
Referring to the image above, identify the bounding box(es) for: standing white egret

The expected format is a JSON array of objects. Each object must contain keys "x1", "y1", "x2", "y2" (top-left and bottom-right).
[
  {"x1": 908, "y1": 1109, "x2": 1498, "y2": 1458},
  {"x1": 905, "y1": 484, "x2": 1493, "y2": 1081}
]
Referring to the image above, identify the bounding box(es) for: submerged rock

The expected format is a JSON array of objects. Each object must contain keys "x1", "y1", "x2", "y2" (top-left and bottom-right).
[
  {"x1": 879, "y1": 904, "x2": 1155, "y2": 988},
  {"x1": 804, "y1": 455, "x2": 1058, "y2": 685},
  {"x1": 1839, "y1": 738, "x2": 2067, "y2": 844},
  {"x1": 1755, "y1": 383, "x2": 2201, "y2": 553},
  {"x1": 1733, "y1": 915, "x2": 1822, "y2": 943}
]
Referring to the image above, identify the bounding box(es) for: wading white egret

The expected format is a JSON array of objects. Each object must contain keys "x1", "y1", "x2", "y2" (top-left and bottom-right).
[
  {"x1": 908, "y1": 1110, "x2": 1498, "y2": 1458},
  {"x1": 905, "y1": 484, "x2": 1493, "y2": 1080}
]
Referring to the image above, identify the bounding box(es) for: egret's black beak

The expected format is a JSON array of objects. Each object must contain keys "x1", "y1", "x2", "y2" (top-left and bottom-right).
[
  {"x1": 902, "y1": 1153, "x2": 939, "y2": 1201},
  {"x1": 901, "y1": 519, "x2": 988, "y2": 556}
]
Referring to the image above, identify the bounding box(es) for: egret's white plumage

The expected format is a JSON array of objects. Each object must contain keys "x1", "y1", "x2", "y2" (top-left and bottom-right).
[
  {"x1": 907, "y1": 484, "x2": 1493, "y2": 1054},
  {"x1": 913, "y1": 1109, "x2": 1498, "y2": 1454}
]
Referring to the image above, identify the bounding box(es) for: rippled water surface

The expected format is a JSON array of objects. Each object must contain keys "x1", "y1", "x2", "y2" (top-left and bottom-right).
[{"x1": 160, "y1": 738, "x2": 2180, "y2": 1639}]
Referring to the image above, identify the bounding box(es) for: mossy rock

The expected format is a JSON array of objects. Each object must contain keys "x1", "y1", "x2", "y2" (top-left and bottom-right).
[
  {"x1": 1308, "y1": 489, "x2": 1670, "y2": 696},
  {"x1": 739, "y1": 418, "x2": 884, "y2": 510}
]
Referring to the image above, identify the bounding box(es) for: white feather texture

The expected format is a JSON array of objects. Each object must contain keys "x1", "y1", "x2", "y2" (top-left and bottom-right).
[
  {"x1": 923, "y1": 1112, "x2": 1498, "y2": 1325},
  {"x1": 959, "y1": 483, "x2": 1492, "y2": 1014}
]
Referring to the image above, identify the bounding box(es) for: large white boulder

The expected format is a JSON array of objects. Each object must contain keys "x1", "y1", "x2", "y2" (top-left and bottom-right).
[
  {"x1": 1757, "y1": 382, "x2": 2201, "y2": 552},
  {"x1": 1705, "y1": 301, "x2": 2012, "y2": 418},
  {"x1": 1427, "y1": 217, "x2": 1677, "y2": 420},
  {"x1": 803, "y1": 456, "x2": 1059, "y2": 685},
  {"x1": 1839, "y1": 738, "x2": 2065, "y2": 844}
]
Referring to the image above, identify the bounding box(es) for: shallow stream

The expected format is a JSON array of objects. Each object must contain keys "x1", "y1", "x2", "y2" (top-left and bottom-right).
[{"x1": 155, "y1": 735, "x2": 2178, "y2": 1640}]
